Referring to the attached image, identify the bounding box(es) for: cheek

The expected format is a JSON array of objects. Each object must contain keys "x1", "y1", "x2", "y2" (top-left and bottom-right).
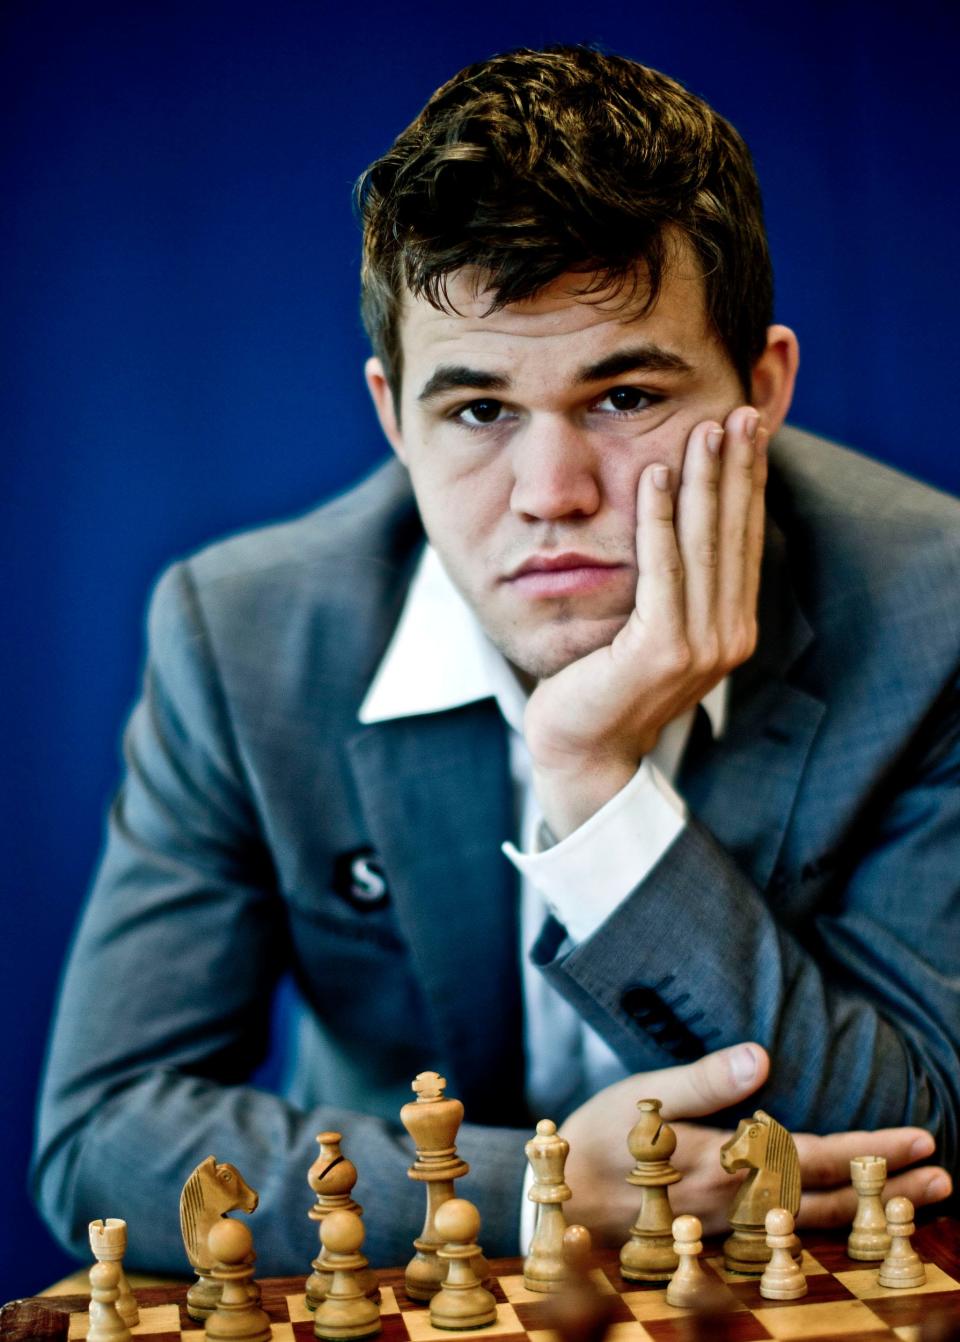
[{"x1": 408, "y1": 451, "x2": 511, "y2": 545}]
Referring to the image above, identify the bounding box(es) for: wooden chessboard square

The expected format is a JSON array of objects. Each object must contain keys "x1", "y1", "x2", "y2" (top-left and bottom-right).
[
  {"x1": 401, "y1": 1301, "x2": 526, "y2": 1341},
  {"x1": 836, "y1": 1263, "x2": 959, "y2": 1301},
  {"x1": 727, "y1": 1269, "x2": 856, "y2": 1309},
  {"x1": 375, "y1": 1286, "x2": 403, "y2": 1317},
  {"x1": 620, "y1": 1285, "x2": 752, "y2": 1325},
  {"x1": 751, "y1": 1296, "x2": 901, "y2": 1337},
  {"x1": 854, "y1": 1288, "x2": 960, "y2": 1327},
  {"x1": 804, "y1": 1241, "x2": 872, "y2": 1274},
  {"x1": 382, "y1": 1312, "x2": 420, "y2": 1342},
  {"x1": 704, "y1": 1252, "x2": 828, "y2": 1286},
  {"x1": 286, "y1": 1291, "x2": 317, "y2": 1323},
  {"x1": 641, "y1": 1312, "x2": 773, "y2": 1340},
  {"x1": 525, "y1": 1324, "x2": 649, "y2": 1342},
  {"x1": 511, "y1": 1292, "x2": 637, "y2": 1333},
  {"x1": 68, "y1": 1302, "x2": 182, "y2": 1338},
  {"x1": 498, "y1": 1269, "x2": 617, "y2": 1306}
]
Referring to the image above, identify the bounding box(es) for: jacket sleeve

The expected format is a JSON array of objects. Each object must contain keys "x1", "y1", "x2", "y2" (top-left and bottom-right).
[
  {"x1": 31, "y1": 561, "x2": 527, "y2": 1274},
  {"x1": 531, "y1": 675, "x2": 960, "y2": 1174}
]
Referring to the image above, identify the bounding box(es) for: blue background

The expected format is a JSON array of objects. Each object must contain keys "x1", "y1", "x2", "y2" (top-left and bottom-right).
[{"x1": 3, "y1": 0, "x2": 958, "y2": 1302}]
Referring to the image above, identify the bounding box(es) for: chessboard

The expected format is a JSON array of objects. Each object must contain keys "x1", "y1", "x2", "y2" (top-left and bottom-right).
[{"x1": 7, "y1": 1223, "x2": 960, "y2": 1342}]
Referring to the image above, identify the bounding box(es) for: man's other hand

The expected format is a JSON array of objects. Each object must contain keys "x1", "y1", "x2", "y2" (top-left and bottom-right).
[
  {"x1": 526, "y1": 407, "x2": 766, "y2": 838},
  {"x1": 558, "y1": 1043, "x2": 953, "y2": 1243}
]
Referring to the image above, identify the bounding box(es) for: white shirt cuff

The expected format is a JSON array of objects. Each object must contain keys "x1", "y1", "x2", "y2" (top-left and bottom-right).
[{"x1": 502, "y1": 759, "x2": 687, "y2": 944}]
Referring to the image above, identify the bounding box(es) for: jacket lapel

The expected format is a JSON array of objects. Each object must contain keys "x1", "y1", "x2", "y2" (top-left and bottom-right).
[
  {"x1": 345, "y1": 699, "x2": 526, "y2": 1125},
  {"x1": 678, "y1": 516, "x2": 826, "y2": 891}
]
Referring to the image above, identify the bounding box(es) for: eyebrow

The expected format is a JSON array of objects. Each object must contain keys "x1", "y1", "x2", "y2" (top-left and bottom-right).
[
  {"x1": 416, "y1": 343, "x2": 694, "y2": 404},
  {"x1": 417, "y1": 365, "x2": 510, "y2": 403},
  {"x1": 575, "y1": 345, "x2": 695, "y2": 382}
]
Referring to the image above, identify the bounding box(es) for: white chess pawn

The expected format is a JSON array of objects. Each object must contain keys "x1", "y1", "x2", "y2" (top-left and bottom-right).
[
  {"x1": 430, "y1": 1199, "x2": 497, "y2": 1330},
  {"x1": 86, "y1": 1260, "x2": 132, "y2": 1342},
  {"x1": 759, "y1": 1209, "x2": 807, "y2": 1300},
  {"x1": 313, "y1": 1210, "x2": 381, "y2": 1340},
  {"x1": 665, "y1": 1216, "x2": 714, "y2": 1310},
  {"x1": 204, "y1": 1219, "x2": 272, "y2": 1342},
  {"x1": 879, "y1": 1197, "x2": 926, "y2": 1289}
]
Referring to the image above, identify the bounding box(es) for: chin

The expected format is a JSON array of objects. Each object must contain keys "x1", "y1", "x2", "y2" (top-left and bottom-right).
[{"x1": 496, "y1": 615, "x2": 628, "y2": 683}]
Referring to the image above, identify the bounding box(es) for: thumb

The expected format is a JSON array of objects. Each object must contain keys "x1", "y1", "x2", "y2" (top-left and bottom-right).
[{"x1": 648, "y1": 1043, "x2": 769, "y2": 1122}]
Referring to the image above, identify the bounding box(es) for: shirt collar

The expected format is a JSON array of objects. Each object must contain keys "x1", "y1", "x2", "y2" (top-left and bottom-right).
[{"x1": 358, "y1": 544, "x2": 726, "y2": 740}]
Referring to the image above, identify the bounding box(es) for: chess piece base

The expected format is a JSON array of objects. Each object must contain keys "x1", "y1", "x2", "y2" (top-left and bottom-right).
[
  {"x1": 620, "y1": 1237, "x2": 677, "y2": 1282},
  {"x1": 186, "y1": 1277, "x2": 261, "y2": 1322},
  {"x1": 404, "y1": 1245, "x2": 443, "y2": 1301},
  {"x1": 522, "y1": 1269, "x2": 568, "y2": 1293},
  {"x1": 205, "y1": 1305, "x2": 271, "y2": 1342},
  {"x1": 186, "y1": 1276, "x2": 220, "y2": 1321},
  {"x1": 430, "y1": 1286, "x2": 497, "y2": 1330},
  {"x1": 759, "y1": 1271, "x2": 808, "y2": 1301},
  {"x1": 847, "y1": 1233, "x2": 891, "y2": 1262},
  {"x1": 759, "y1": 1281, "x2": 808, "y2": 1300},
  {"x1": 406, "y1": 1244, "x2": 491, "y2": 1301},
  {"x1": 723, "y1": 1228, "x2": 801, "y2": 1276},
  {"x1": 879, "y1": 1261, "x2": 926, "y2": 1290},
  {"x1": 313, "y1": 1296, "x2": 381, "y2": 1342}
]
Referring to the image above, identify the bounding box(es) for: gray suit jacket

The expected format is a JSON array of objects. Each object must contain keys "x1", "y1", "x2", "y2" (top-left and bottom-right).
[{"x1": 33, "y1": 427, "x2": 960, "y2": 1274}]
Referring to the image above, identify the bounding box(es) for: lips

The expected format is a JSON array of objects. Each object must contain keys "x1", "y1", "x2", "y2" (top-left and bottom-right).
[{"x1": 504, "y1": 552, "x2": 627, "y2": 598}]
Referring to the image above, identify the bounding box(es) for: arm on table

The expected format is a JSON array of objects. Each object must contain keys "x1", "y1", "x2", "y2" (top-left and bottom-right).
[{"x1": 30, "y1": 562, "x2": 527, "y2": 1275}]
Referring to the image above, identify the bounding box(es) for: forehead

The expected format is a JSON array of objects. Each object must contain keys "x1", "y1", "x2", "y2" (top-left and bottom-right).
[{"x1": 397, "y1": 250, "x2": 721, "y2": 390}]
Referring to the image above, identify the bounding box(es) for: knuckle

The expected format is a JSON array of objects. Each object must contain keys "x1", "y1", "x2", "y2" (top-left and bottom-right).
[
  {"x1": 693, "y1": 633, "x2": 720, "y2": 672},
  {"x1": 723, "y1": 620, "x2": 757, "y2": 668},
  {"x1": 667, "y1": 639, "x2": 693, "y2": 676},
  {"x1": 656, "y1": 552, "x2": 684, "y2": 579},
  {"x1": 696, "y1": 538, "x2": 719, "y2": 568}
]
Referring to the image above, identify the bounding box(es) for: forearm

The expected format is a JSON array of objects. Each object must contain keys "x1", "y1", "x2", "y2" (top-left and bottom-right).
[
  {"x1": 533, "y1": 818, "x2": 959, "y2": 1166},
  {"x1": 33, "y1": 1067, "x2": 529, "y2": 1274}
]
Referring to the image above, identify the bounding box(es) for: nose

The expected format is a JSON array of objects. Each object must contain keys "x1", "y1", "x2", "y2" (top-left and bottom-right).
[{"x1": 509, "y1": 417, "x2": 601, "y2": 522}]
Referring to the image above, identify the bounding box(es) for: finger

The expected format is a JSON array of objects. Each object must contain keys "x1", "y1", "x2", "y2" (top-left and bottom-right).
[
  {"x1": 633, "y1": 462, "x2": 685, "y2": 648},
  {"x1": 793, "y1": 1127, "x2": 937, "y2": 1188},
  {"x1": 716, "y1": 406, "x2": 760, "y2": 653},
  {"x1": 742, "y1": 423, "x2": 768, "y2": 619},
  {"x1": 649, "y1": 1042, "x2": 770, "y2": 1122},
  {"x1": 674, "y1": 420, "x2": 723, "y2": 652},
  {"x1": 797, "y1": 1166, "x2": 953, "y2": 1230}
]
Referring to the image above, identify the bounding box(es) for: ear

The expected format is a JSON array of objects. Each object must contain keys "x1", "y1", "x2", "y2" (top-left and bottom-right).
[
  {"x1": 365, "y1": 357, "x2": 407, "y2": 465},
  {"x1": 750, "y1": 325, "x2": 800, "y2": 435}
]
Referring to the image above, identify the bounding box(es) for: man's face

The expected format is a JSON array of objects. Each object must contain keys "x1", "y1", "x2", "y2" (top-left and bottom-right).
[{"x1": 369, "y1": 249, "x2": 746, "y2": 682}]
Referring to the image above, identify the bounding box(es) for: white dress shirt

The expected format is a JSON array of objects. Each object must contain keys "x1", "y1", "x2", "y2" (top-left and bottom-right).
[{"x1": 359, "y1": 544, "x2": 727, "y2": 1121}]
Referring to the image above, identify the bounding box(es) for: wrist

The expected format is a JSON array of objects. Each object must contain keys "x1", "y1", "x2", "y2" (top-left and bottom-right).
[{"x1": 532, "y1": 755, "x2": 639, "y2": 840}]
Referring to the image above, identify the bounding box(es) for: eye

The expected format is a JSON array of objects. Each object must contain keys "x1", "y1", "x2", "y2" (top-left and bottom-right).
[
  {"x1": 455, "y1": 398, "x2": 505, "y2": 428},
  {"x1": 594, "y1": 386, "x2": 660, "y2": 414}
]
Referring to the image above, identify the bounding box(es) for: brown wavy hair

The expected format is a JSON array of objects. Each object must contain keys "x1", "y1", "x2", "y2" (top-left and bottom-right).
[{"x1": 356, "y1": 45, "x2": 773, "y2": 405}]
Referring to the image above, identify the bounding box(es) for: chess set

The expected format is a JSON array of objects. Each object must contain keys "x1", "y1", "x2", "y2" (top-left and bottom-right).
[
  {"x1": 6, "y1": 1071, "x2": 960, "y2": 1342},
  {"x1": 9, "y1": 1232, "x2": 960, "y2": 1342}
]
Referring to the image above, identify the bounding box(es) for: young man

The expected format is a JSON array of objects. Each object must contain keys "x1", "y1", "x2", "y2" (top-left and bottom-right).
[{"x1": 34, "y1": 47, "x2": 957, "y2": 1274}]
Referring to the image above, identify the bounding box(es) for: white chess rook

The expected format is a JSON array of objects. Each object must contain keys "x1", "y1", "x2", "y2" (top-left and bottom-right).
[{"x1": 848, "y1": 1156, "x2": 891, "y2": 1261}]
